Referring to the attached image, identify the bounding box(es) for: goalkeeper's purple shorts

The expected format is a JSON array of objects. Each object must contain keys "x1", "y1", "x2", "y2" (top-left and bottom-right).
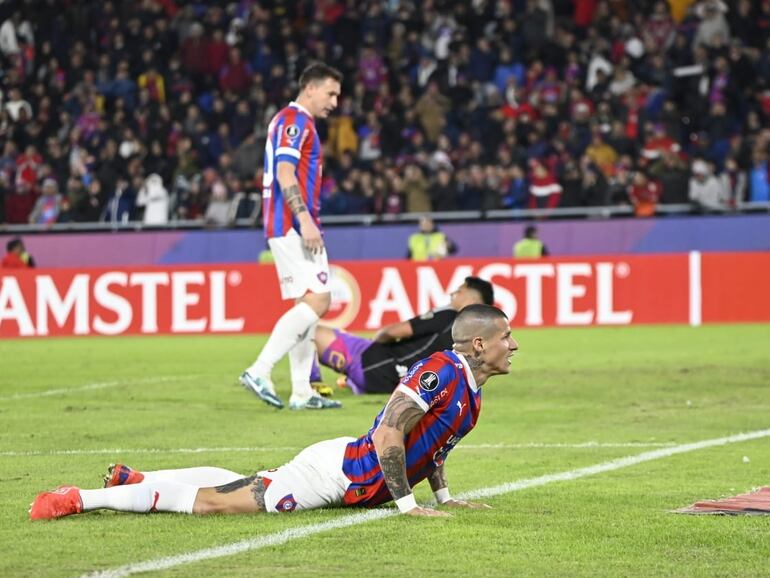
[{"x1": 319, "y1": 329, "x2": 371, "y2": 394}]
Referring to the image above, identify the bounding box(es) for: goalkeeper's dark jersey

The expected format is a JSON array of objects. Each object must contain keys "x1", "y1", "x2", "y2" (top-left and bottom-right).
[{"x1": 360, "y1": 307, "x2": 457, "y2": 393}]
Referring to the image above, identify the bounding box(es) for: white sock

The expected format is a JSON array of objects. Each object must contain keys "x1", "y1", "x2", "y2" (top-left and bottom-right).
[
  {"x1": 80, "y1": 481, "x2": 198, "y2": 514},
  {"x1": 289, "y1": 322, "x2": 317, "y2": 399},
  {"x1": 247, "y1": 302, "x2": 319, "y2": 378},
  {"x1": 142, "y1": 467, "x2": 244, "y2": 487}
]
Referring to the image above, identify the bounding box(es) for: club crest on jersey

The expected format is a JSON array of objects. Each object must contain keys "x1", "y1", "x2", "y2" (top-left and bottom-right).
[
  {"x1": 285, "y1": 124, "x2": 300, "y2": 139},
  {"x1": 276, "y1": 493, "x2": 297, "y2": 512},
  {"x1": 317, "y1": 271, "x2": 328, "y2": 284},
  {"x1": 419, "y1": 371, "x2": 439, "y2": 392}
]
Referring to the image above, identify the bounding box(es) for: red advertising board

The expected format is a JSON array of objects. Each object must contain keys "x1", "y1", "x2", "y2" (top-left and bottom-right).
[
  {"x1": 700, "y1": 252, "x2": 770, "y2": 323},
  {"x1": 0, "y1": 253, "x2": 768, "y2": 338}
]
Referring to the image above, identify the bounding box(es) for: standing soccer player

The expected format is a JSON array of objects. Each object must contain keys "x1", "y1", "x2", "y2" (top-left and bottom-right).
[{"x1": 241, "y1": 63, "x2": 343, "y2": 410}]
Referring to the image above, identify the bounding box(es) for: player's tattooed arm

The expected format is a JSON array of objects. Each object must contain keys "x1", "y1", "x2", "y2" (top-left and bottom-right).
[
  {"x1": 283, "y1": 184, "x2": 308, "y2": 215},
  {"x1": 379, "y1": 445, "x2": 410, "y2": 499},
  {"x1": 382, "y1": 391, "x2": 424, "y2": 431},
  {"x1": 428, "y1": 465, "x2": 448, "y2": 493},
  {"x1": 372, "y1": 391, "x2": 425, "y2": 500},
  {"x1": 277, "y1": 161, "x2": 323, "y2": 252}
]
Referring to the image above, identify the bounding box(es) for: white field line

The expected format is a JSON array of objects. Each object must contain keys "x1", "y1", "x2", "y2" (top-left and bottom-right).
[
  {"x1": 0, "y1": 442, "x2": 678, "y2": 458},
  {"x1": 82, "y1": 427, "x2": 770, "y2": 578},
  {"x1": 0, "y1": 375, "x2": 201, "y2": 401}
]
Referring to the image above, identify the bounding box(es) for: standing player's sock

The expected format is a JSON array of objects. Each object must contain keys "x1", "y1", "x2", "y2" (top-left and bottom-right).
[
  {"x1": 289, "y1": 325, "x2": 318, "y2": 400},
  {"x1": 80, "y1": 481, "x2": 198, "y2": 514},
  {"x1": 247, "y1": 302, "x2": 319, "y2": 378},
  {"x1": 309, "y1": 356, "x2": 323, "y2": 383},
  {"x1": 142, "y1": 467, "x2": 244, "y2": 487}
]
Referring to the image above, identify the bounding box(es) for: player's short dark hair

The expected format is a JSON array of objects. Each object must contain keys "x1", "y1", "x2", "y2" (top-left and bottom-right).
[
  {"x1": 452, "y1": 304, "x2": 508, "y2": 341},
  {"x1": 7, "y1": 238, "x2": 23, "y2": 253},
  {"x1": 524, "y1": 225, "x2": 537, "y2": 238},
  {"x1": 298, "y1": 63, "x2": 343, "y2": 91},
  {"x1": 464, "y1": 276, "x2": 494, "y2": 305}
]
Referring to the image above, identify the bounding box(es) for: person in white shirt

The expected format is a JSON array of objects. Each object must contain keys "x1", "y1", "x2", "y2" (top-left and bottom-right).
[{"x1": 136, "y1": 173, "x2": 169, "y2": 225}]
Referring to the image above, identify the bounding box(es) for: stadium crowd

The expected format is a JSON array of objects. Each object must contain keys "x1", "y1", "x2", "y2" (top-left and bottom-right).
[{"x1": 0, "y1": 0, "x2": 769, "y2": 227}]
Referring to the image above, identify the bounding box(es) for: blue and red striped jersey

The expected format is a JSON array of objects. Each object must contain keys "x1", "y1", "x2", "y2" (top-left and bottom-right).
[
  {"x1": 262, "y1": 102, "x2": 323, "y2": 239},
  {"x1": 341, "y1": 350, "x2": 482, "y2": 507}
]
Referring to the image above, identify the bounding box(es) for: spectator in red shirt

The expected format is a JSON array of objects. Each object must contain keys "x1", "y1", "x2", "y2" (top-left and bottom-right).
[
  {"x1": 219, "y1": 47, "x2": 253, "y2": 94},
  {"x1": 641, "y1": 123, "x2": 681, "y2": 167},
  {"x1": 207, "y1": 28, "x2": 229, "y2": 76},
  {"x1": 628, "y1": 171, "x2": 661, "y2": 217},
  {"x1": 528, "y1": 159, "x2": 562, "y2": 209},
  {"x1": 2, "y1": 238, "x2": 35, "y2": 268},
  {"x1": 4, "y1": 181, "x2": 37, "y2": 224}
]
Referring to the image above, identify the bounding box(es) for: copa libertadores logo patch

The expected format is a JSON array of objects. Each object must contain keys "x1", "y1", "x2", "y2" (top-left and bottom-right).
[
  {"x1": 285, "y1": 124, "x2": 300, "y2": 139},
  {"x1": 419, "y1": 371, "x2": 439, "y2": 392}
]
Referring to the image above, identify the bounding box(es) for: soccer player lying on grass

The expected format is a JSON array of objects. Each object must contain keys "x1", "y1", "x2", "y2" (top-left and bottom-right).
[
  {"x1": 29, "y1": 305, "x2": 518, "y2": 520},
  {"x1": 307, "y1": 276, "x2": 495, "y2": 397}
]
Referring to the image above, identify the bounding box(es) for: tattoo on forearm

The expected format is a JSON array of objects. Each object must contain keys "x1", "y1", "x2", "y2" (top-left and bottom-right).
[
  {"x1": 214, "y1": 474, "x2": 267, "y2": 511},
  {"x1": 382, "y1": 392, "x2": 424, "y2": 432},
  {"x1": 377, "y1": 392, "x2": 425, "y2": 501},
  {"x1": 284, "y1": 184, "x2": 308, "y2": 215},
  {"x1": 379, "y1": 445, "x2": 411, "y2": 500},
  {"x1": 428, "y1": 466, "x2": 448, "y2": 493}
]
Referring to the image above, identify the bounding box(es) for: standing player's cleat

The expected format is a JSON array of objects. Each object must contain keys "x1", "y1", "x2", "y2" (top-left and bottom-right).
[
  {"x1": 103, "y1": 464, "x2": 145, "y2": 488},
  {"x1": 240, "y1": 372, "x2": 285, "y2": 409},
  {"x1": 311, "y1": 381, "x2": 334, "y2": 398},
  {"x1": 289, "y1": 393, "x2": 343, "y2": 410},
  {"x1": 29, "y1": 486, "x2": 82, "y2": 520}
]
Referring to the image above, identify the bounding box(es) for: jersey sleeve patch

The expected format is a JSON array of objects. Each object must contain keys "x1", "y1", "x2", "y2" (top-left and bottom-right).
[
  {"x1": 275, "y1": 115, "x2": 308, "y2": 162},
  {"x1": 285, "y1": 124, "x2": 300, "y2": 139},
  {"x1": 399, "y1": 357, "x2": 455, "y2": 410},
  {"x1": 418, "y1": 371, "x2": 440, "y2": 391}
]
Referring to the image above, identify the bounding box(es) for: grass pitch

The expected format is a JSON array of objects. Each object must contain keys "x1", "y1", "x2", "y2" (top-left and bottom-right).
[{"x1": 2, "y1": 324, "x2": 770, "y2": 577}]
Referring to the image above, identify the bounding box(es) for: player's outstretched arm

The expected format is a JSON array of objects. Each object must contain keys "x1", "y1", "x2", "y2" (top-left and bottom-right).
[
  {"x1": 428, "y1": 466, "x2": 492, "y2": 510},
  {"x1": 372, "y1": 320, "x2": 414, "y2": 343},
  {"x1": 372, "y1": 391, "x2": 450, "y2": 517}
]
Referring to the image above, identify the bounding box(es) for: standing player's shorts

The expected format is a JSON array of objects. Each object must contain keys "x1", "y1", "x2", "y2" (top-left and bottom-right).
[
  {"x1": 268, "y1": 229, "x2": 330, "y2": 300},
  {"x1": 258, "y1": 437, "x2": 356, "y2": 513},
  {"x1": 319, "y1": 330, "x2": 371, "y2": 394}
]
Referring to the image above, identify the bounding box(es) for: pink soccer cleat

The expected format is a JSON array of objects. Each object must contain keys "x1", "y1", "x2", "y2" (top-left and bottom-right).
[
  {"x1": 103, "y1": 464, "x2": 145, "y2": 488},
  {"x1": 29, "y1": 486, "x2": 83, "y2": 520}
]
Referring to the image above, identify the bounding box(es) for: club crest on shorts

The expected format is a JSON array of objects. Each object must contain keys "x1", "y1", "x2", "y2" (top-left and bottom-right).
[
  {"x1": 317, "y1": 271, "x2": 328, "y2": 284},
  {"x1": 419, "y1": 371, "x2": 439, "y2": 392},
  {"x1": 276, "y1": 493, "x2": 297, "y2": 512},
  {"x1": 285, "y1": 124, "x2": 300, "y2": 139}
]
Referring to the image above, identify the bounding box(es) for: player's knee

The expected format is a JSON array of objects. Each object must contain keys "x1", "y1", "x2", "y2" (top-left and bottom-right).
[{"x1": 304, "y1": 292, "x2": 331, "y2": 316}]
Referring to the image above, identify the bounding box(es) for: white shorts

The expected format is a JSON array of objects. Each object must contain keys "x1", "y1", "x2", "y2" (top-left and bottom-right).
[
  {"x1": 268, "y1": 229, "x2": 331, "y2": 300},
  {"x1": 258, "y1": 436, "x2": 355, "y2": 513}
]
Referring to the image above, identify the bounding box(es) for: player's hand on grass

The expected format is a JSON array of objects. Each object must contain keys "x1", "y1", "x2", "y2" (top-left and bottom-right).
[
  {"x1": 404, "y1": 506, "x2": 452, "y2": 517},
  {"x1": 299, "y1": 215, "x2": 324, "y2": 254},
  {"x1": 440, "y1": 499, "x2": 492, "y2": 510}
]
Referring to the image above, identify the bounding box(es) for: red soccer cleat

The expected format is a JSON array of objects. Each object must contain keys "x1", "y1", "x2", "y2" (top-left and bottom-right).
[
  {"x1": 103, "y1": 463, "x2": 145, "y2": 487},
  {"x1": 29, "y1": 486, "x2": 83, "y2": 520}
]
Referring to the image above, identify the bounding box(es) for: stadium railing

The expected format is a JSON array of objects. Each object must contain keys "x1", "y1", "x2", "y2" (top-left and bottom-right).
[{"x1": 1, "y1": 202, "x2": 768, "y2": 234}]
